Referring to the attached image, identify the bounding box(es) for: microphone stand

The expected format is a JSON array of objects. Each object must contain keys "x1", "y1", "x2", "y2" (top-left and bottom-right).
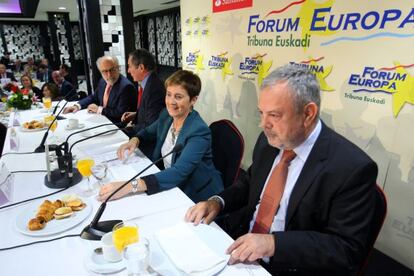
[
  {"x1": 44, "y1": 142, "x2": 83, "y2": 189},
  {"x1": 65, "y1": 122, "x2": 121, "y2": 144},
  {"x1": 44, "y1": 123, "x2": 123, "y2": 189},
  {"x1": 35, "y1": 93, "x2": 79, "y2": 153},
  {"x1": 80, "y1": 144, "x2": 183, "y2": 240},
  {"x1": 52, "y1": 88, "x2": 77, "y2": 120}
]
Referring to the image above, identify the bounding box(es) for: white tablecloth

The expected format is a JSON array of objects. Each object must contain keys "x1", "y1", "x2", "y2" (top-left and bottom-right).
[{"x1": 0, "y1": 106, "x2": 270, "y2": 275}]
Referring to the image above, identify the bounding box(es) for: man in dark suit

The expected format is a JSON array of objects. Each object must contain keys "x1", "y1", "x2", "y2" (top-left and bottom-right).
[
  {"x1": 0, "y1": 63, "x2": 17, "y2": 82},
  {"x1": 0, "y1": 52, "x2": 12, "y2": 69},
  {"x1": 121, "y1": 49, "x2": 165, "y2": 131},
  {"x1": 37, "y1": 64, "x2": 52, "y2": 83},
  {"x1": 52, "y1": 70, "x2": 75, "y2": 98},
  {"x1": 185, "y1": 64, "x2": 378, "y2": 275},
  {"x1": 121, "y1": 49, "x2": 165, "y2": 155},
  {"x1": 63, "y1": 56, "x2": 136, "y2": 124}
]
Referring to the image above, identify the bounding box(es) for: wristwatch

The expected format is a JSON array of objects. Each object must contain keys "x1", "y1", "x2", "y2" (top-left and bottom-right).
[{"x1": 130, "y1": 179, "x2": 138, "y2": 193}]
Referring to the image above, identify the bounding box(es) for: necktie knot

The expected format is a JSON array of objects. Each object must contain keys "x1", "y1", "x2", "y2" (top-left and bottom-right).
[{"x1": 280, "y1": 149, "x2": 296, "y2": 163}]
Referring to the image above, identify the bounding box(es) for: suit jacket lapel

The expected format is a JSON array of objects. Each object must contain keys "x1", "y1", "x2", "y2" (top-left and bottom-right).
[
  {"x1": 285, "y1": 123, "x2": 330, "y2": 227},
  {"x1": 107, "y1": 78, "x2": 121, "y2": 105},
  {"x1": 172, "y1": 111, "x2": 195, "y2": 163}
]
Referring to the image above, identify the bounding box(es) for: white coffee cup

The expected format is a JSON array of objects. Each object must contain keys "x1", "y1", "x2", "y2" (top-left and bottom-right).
[
  {"x1": 67, "y1": 118, "x2": 79, "y2": 129},
  {"x1": 101, "y1": 231, "x2": 122, "y2": 263}
]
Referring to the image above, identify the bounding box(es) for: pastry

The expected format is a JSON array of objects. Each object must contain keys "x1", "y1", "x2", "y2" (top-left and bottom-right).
[
  {"x1": 28, "y1": 216, "x2": 46, "y2": 231},
  {"x1": 65, "y1": 199, "x2": 85, "y2": 211},
  {"x1": 54, "y1": 207, "x2": 73, "y2": 220}
]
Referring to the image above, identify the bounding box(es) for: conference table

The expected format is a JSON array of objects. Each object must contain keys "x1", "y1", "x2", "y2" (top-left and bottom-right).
[{"x1": 0, "y1": 104, "x2": 270, "y2": 275}]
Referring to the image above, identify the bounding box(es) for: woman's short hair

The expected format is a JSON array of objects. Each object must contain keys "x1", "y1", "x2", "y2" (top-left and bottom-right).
[{"x1": 165, "y1": 70, "x2": 201, "y2": 99}]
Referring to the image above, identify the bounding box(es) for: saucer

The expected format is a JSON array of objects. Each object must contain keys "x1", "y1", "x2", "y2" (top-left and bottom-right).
[
  {"x1": 65, "y1": 123, "x2": 85, "y2": 131},
  {"x1": 84, "y1": 248, "x2": 126, "y2": 274}
]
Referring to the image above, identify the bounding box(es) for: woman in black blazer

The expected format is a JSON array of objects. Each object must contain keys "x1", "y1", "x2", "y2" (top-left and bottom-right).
[{"x1": 20, "y1": 74, "x2": 41, "y2": 99}]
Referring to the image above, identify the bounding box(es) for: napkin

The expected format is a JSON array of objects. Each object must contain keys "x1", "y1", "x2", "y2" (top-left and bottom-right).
[
  {"x1": 109, "y1": 165, "x2": 137, "y2": 181},
  {"x1": 156, "y1": 222, "x2": 230, "y2": 275}
]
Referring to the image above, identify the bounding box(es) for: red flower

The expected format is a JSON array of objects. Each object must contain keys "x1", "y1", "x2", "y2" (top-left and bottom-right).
[
  {"x1": 10, "y1": 84, "x2": 19, "y2": 93},
  {"x1": 21, "y1": 88, "x2": 30, "y2": 95}
]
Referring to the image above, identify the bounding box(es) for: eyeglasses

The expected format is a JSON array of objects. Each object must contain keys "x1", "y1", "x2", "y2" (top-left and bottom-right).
[{"x1": 100, "y1": 67, "x2": 119, "y2": 74}]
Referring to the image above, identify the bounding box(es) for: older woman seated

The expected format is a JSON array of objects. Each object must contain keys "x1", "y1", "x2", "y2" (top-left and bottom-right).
[{"x1": 98, "y1": 70, "x2": 223, "y2": 203}]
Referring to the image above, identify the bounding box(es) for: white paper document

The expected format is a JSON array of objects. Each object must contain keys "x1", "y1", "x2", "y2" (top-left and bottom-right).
[
  {"x1": 100, "y1": 188, "x2": 194, "y2": 221},
  {"x1": 156, "y1": 222, "x2": 231, "y2": 275}
]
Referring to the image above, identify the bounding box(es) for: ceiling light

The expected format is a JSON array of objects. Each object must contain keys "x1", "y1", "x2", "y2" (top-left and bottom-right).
[{"x1": 58, "y1": 7, "x2": 67, "y2": 10}]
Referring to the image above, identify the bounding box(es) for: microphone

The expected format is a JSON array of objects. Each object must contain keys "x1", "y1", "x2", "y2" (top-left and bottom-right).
[
  {"x1": 44, "y1": 124, "x2": 124, "y2": 189},
  {"x1": 80, "y1": 143, "x2": 184, "y2": 240},
  {"x1": 52, "y1": 87, "x2": 78, "y2": 116},
  {"x1": 68, "y1": 125, "x2": 125, "y2": 153},
  {"x1": 34, "y1": 92, "x2": 79, "y2": 153},
  {"x1": 65, "y1": 122, "x2": 123, "y2": 144}
]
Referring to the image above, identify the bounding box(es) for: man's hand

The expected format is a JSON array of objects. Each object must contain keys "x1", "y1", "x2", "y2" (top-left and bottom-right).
[
  {"x1": 121, "y1": 112, "x2": 136, "y2": 123},
  {"x1": 63, "y1": 105, "x2": 79, "y2": 114},
  {"x1": 184, "y1": 200, "x2": 221, "y2": 225},
  {"x1": 87, "y1": 103, "x2": 99, "y2": 113},
  {"x1": 227, "y1": 233, "x2": 275, "y2": 265}
]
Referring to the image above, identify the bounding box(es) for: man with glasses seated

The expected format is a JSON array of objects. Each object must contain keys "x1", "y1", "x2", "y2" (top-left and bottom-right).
[{"x1": 63, "y1": 56, "x2": 136, "y2": 124}]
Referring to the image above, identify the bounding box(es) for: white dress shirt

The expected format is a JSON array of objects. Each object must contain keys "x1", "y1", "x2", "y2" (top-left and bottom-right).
[
  {"x1": 249, "y1": 120, "x2": 322, "y2": 233},
  {"x1": 161, "y1": 123, "x2": 176, "y2": 168}
]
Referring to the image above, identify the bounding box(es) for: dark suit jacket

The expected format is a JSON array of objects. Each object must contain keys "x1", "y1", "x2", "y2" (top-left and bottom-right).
[
  {"x1": 1, "y1": 72, "x2": 17, "y2": 82},
  {"x1": 78, "y1": 75, "x2": 136, "y2": 123},
  {"x1": 134, "y1": 72, "x2": 165, "y2": 130},
  {"x1": 137, "y1": 109, "x2": 223, "y2": 203},
  {"x1": 36, "y1": 70, "x2": 52, "y2": 83},
  {"x1": 220, "y1": 122, "x2": 377, "y2": 275},
  {"x1": 59, "y1": 80, "x2": 75, "y2": 98}
]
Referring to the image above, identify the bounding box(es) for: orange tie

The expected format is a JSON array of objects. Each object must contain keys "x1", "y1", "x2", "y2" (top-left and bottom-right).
[
  {"x1": 103, "y1": 83, "x2": 112, "y2": 108},
  {"x1": 251, "y1": 150, "x2": 296, "y2": 234},
  {"x1": 137, "y1": 85, "x2": 143, "y2": 108}
]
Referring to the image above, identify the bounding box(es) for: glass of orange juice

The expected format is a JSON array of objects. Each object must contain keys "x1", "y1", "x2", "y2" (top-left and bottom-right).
[
  {"x1": 42, "y1": 96, "x2": 52, "y2": 111},
  {"x1": 77, "y1": 158, "x2": 96, "y2": 197},
  {"x1": 113, "y1": 221, "x2": 139, "y2": 253}
]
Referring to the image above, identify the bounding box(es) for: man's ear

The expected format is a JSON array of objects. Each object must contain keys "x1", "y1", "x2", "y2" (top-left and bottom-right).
[{"x1": 303, "y1": 102, "x2": 318, "y2": 127}]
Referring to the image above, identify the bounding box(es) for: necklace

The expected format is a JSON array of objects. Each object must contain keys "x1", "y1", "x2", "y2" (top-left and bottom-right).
[{"x1": 170, "y1": 126, "x2": 181, "y2": 145}]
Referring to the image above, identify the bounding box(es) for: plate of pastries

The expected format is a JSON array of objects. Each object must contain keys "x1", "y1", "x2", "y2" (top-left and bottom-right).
[
  {"x1": 20, "y1": 120, "x2": 47, "y2": 132},
  {"x1": 15, "y1": 195, "x2": 92, "y2": 236}
]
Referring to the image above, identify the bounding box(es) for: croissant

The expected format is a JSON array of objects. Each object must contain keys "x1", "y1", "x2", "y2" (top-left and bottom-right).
[
  {"x1": 37, "y1": 210, "x2": 54, "y2": 222},
  {"x1": 28, "y1": 216, "x2": 46, "y2": 231},
  {"x1": 52, "y1": 200, "x2": 63, "y2": 209}
]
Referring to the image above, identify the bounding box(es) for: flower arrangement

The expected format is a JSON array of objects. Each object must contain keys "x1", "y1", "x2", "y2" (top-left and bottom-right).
[{"x1": 4, "y1": 83, "x2": 33, "y2": 110}]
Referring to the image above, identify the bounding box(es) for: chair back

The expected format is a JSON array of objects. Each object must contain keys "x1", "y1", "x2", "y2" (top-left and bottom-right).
[
  {"x1": 209, "y1": 119, "x2": 244, "y2": 188},
  {"x1": 359, "y1": 185, "x2": 387, "y2": 274},
  {"x1": 0, "y1": 122, "x2": 7, "y2": 156}
]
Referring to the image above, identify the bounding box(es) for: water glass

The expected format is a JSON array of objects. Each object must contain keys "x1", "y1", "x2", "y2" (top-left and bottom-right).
[
  {"x1": 123, "y1": 238, "x2": 150, "y2": 275},
  {"x1": 91, "y1": 163, "x2": 108, "y2": 186}
]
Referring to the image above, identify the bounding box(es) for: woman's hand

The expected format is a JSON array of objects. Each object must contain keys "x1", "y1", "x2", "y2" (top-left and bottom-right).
[
  {"x1": 117, "y1": 137, "x2": 139, "y2": 160},
  {"x1": 97, "y1": 181, "x2": 131, "y2": 202}
]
